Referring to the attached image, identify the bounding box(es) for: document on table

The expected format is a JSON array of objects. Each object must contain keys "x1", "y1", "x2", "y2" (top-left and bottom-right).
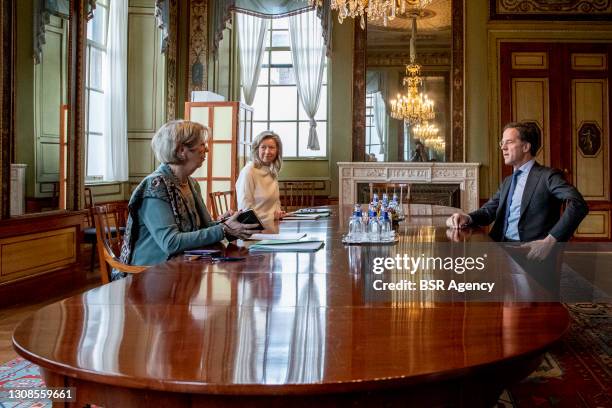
[
  {"x1": 248, "y1": 233, "x2": 307, "y2": 241},
  {"x1": 248, "y1": 239, "x2": 324, "y2": 252}
]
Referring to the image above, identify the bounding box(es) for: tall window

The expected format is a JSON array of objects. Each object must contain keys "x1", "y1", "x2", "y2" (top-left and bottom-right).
[
  {"x1": 85, "y1": 0, "x2": 109, "y2": 181},
  {"x1": 245, "y1": 17, "x2": 327, "y2": 158},
  {"x1": 365, "y1": 93, "x2": 383, "y2": 161}
]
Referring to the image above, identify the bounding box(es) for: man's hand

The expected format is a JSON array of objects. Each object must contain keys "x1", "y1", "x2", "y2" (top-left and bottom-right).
[
  {"x1": 221, "y1": 212, "x2": 260, "y2": 241},
  {"x1": 217, "y1": 209, "x2": 235, "y2": 221},
  {"x1": 446, "y1": 228, "x2": 473, "y2": 242},
  {"x1": 274, "y1": 210, "x2": 286, "y2": 220},
  {"x1": 521, "y1": 234, "x2": 557, "y2": 261},
  {"x1": 446, "y1": 213, "x2": 470, "y2": 229}
]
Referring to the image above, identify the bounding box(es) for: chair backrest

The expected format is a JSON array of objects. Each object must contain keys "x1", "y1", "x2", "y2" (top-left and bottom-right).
[
  {"x1": 84, "y1": 187, "x2": 94, "y2": 227},
  {"x1": 279, "y1": 181, "x2": 315, "y2": 211},
  {"x1": 209, "y1": 190, "x2": 235, "y2": 219},
  {"x1": 92, "y1": 203, "x2": 146, "y2": 283}
]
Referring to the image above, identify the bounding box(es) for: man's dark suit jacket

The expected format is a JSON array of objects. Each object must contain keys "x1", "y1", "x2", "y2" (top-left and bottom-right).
[{"x1": 469, "y1": 162, "x2": 588, "y2": 242}]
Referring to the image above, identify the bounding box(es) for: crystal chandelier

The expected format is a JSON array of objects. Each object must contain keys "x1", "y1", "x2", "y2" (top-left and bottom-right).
[
  {"x1": 412, "y1": 121, "x2": 438, "y2": 140},
  {"x1": 427, "y1": 135, "x2": 445, "y2": 152},
  {"x1": 389, "y1": 16, "x2": 435, "y2": 125},
  {"x1": 309, "y1": 0, "x2": 433, "y2": 29}
]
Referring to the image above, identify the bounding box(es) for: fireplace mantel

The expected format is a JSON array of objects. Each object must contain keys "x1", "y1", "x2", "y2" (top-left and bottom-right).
[{"x1": 338, "y1": 162, "x2": 480, "y2": 213}]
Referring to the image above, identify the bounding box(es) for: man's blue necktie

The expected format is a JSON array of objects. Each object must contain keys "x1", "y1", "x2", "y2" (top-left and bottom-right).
[{"x1": 503, "y1": 169, "x2": 522, "y2": 236}]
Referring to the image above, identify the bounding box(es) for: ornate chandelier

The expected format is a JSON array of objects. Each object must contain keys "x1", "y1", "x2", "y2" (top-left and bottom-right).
[
  {"x1": 389, "y1": 16, "x2": 435, "y2": 125},
  {"x1": 427, "y1": 135, "x2": 446, "y2": 152},
  {"x1": 310, "y1": 0, "x2": 433, "y2": 29},
  {"x1": 412, "y1": 121, "x2": 438, "y2": 140}
]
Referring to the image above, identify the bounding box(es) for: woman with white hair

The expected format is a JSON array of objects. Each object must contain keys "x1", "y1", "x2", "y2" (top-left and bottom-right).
[
  {"x1": 236, "y1": 130, "x2": 286, "y2": 226},
  {"x1": 117, "y1": 120, "x2": 258, "y2": 279}
]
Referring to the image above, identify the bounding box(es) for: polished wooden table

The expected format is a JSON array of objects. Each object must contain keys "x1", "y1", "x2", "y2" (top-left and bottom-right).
[{"x1": 13, "y1": 205, "x2": 569, "y2": 407}]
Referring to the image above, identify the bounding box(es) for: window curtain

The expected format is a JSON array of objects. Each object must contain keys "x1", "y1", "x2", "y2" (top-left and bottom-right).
[
  {"x1": 373, "y1": 92, "x2": 386, "y2": 155},
  {"x1": 288, "y1": 10, "x2": 325, "y2": 151},
  {"x1": 103, "y1": 0, "x2": 128, "y2": 181},
  {"x1": 212, "y1": 0, "x2": 331, "y2": 59},
  {"x1": 154, "y1": 0, "x2": 170, "y2": 53},
  {"x1": 236, "y1": 13, "x2": 269, "y2": 106}
]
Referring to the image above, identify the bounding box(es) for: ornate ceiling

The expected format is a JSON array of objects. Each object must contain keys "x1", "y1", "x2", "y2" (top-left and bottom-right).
[{"x1": 367, "y1": 0, "x2": 451, "y2": 50}]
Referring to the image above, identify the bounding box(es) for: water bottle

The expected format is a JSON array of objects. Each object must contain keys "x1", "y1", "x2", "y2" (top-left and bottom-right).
[
  {"x1": 392, "y1": 192, "x2": 403, "y2": 218},
  {"x1": 348, "y1": 204, "x2": 364, "y2": 241},
  {"x1": 380, "y1": 209, "x2": 393, "y2": 240},
  {"x1": 391, "y1": 193, "x2": 399, "y2": 210},
  {"x1": 368, "y1": 207, "x2": 381, "y2": 241}
]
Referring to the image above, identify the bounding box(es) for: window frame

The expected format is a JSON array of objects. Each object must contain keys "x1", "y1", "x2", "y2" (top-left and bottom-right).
[
  {"x1": 85, "y1": 0, "x2": 110, "y2": 182},
  {"x1": 248, "y1": 16, "x2": 328, "y2": 160}
]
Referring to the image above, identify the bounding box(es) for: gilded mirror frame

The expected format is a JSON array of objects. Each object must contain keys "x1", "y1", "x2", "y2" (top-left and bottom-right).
[
  {"x1": 352, "y1": 0, "x2": 464, "y2": 162},
  {"x1": 0, "y1": 0, "x2": 90, "y2": 218}
]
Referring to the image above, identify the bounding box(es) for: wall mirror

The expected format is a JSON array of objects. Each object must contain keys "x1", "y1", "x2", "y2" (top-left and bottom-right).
[
  {"x1": 366, "y1": 0, "x2": 451, "y2": 162},
  {"x1": 354, "y1": 0, "x2": 463, "y2": 163},
  {"x1": 9, "y1": 0, "x2": 71, "y2": 216}
]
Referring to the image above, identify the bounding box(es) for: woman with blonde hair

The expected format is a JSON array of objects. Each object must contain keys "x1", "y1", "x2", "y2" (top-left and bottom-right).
[
  {"x1": 236, "y1": 130, "x2": 286, "y2": 225},
  {"x1": 117, "y1": 120, "x2": 258, "y2": 279}
]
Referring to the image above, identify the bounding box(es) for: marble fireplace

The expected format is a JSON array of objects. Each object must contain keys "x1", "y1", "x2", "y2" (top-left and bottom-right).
[{"x1": 338, "y1": 162, "x2": 480, "y2": 213}]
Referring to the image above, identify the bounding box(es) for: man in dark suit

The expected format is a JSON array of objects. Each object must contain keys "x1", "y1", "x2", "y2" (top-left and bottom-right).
[{"x1": 447, "y1": 121, "x2": 588, "y2": 260}]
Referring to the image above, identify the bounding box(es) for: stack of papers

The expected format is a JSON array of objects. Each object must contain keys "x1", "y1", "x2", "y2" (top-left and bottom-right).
[
  {"x1": 282, "y1": 214, "x2": 326, "y2": 220},
  {"x1": 293, "y1": 208, "x2": 331, "y2": 215},
  {"x1": 248, "y1": 239, "x2": 324, "y2": 252},
  {"x1": 283, "y1": 209, "x2": 331, "y2": 221},
  {"x1": 248, "y1": 233, "x2": 307, "y2": 241}
]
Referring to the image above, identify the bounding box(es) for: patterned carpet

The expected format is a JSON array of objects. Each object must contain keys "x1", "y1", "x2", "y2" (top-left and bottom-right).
[
  {"x1": 0, "y1": 357, "x2": 49, "y2": 407},
  {"x1": 502, "y1": 303, "x2": 612, "y2": 408},
  {"x1": 1, "y1": 304, "x2": 610, "y2": 408}
]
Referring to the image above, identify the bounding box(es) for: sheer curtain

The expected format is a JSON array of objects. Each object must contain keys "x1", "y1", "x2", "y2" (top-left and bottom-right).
[
  {"x1": 103, "y1": 0, "x2": 128, "y2": 181},
  {"x1": 236, "y1": 12, "x2": 269, "y2": 105},
  {"x1": 288, "y1": 10, "x2": 325, "y2": 151},
  {"x1": 373, "y1": 91, "x2": 386, "y2": 155}
]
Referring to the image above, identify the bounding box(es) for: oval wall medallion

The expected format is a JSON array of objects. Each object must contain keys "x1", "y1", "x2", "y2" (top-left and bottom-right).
[{"x1": 578, "y1": 122, "x2": 602, "y2": 157}]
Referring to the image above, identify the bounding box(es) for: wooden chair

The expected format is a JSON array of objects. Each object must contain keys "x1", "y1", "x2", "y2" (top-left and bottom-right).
[
  {"x1": 279, "y1": 181, "x2": 315, "y2": 211},
  {"x1": 83, "y1": 187, "x2": 98, "y2": 272},
  {"x1": 92, "y1": 203, "x2": 147, "y2": 284},
  {"x1": 209, "y1": 190, "x2": 235, "y2": 219}
]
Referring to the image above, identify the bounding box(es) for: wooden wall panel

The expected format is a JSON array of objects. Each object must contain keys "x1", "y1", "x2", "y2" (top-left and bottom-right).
[
  {"x1": 0, "y1": 227, "x2": 76, "y2": 282},
  {"x1": 500, "y1": 42, "x2": 612, "y2": 240},
  {"x1": 571, "y1": 53, "x2": 607, "y2": 70},
  {"x1": 575, "y1": 211, "x2": 611, "y2": 239},
  {"x1": 572, "y1": 79, "x2": 609, "y2": 201},
  {"x1": 127, "y1": 13, "x2": 158, "y2": 131},
  {"x1": 511, "y1": 78, "x2": 550, "y2": 166},
  {"x1": 128, "y1": 139, "x2": 156, "y2": 177},
  {"x1": 511, "y1": 52, "x2": 547, "y2": 69},
  {"x1": 125, "y1": 2, "x2": 166, "y2": 190}
]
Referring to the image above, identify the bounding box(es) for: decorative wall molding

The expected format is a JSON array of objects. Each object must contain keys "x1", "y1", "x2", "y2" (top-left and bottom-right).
[
  {"x1": 352, "y1": 24, "x2": 366, "y2": 162},
  {"x1": 165, "y1": 0, "x2": 177, "y2": 121},
  {"x1": 490, "y1": 0, "x2": 612, "y2": 20},
  {"x1": 338, "y1": 162, "x2": 480, "y2": 212},
  {"x1": 367, "y1": 51, "x2": 451, "y2": 67},
  {"x1": 451, "y1": 0, "x2": 464, "y2": 161},
  {"x1": 186, "y1": 0, "x2": 208, "y2": 99}
]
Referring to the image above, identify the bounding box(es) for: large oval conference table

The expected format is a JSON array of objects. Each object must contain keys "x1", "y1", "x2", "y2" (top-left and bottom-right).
[{"x1": 13, "y1": 205, "x2": 569, "y2": 407}]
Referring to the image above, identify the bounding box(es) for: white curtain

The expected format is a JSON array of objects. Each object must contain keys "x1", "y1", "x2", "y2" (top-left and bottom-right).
[
  {"x1": 373, "y1": 91, "x2": 386, "y2": 155},
  {"x1": 236, "y1": 12, "x2": 269, "y2": 105},
  {"x1": 288, "y1": 10, "x2": 325, "y2": 151},
  {"x1": 102, "y1": 0, "x2": 128, "y2": 181}
]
